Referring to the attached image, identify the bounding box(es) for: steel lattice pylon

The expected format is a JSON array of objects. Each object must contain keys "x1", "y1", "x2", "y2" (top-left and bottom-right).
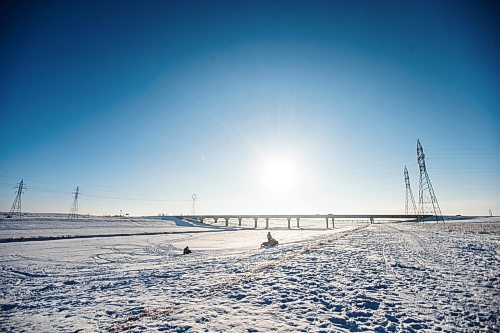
[
  {"x1": 69, "y1": 186, "x2": 80, "y2": 218},
  {"x1": 404, "y1": 166, "x2": 417, "y2": 216},
  {"x1": 192, "y1": 194, "x2": 197, "y2": 215},
  {"x1": 8, "y1": 179, "x2": 27, "y2": 218},
  {"x1": 417, "y1": 140, "x2": 443, "y2": 222}
]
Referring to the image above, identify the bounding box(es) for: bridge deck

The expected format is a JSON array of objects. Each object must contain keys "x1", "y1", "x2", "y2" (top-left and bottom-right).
[
  {"x1": 179, "y1": 214, "x2": 427, "y2": 219},
  {"x1": 175, "y1": 214, "x2": 432, "y2": 229}
]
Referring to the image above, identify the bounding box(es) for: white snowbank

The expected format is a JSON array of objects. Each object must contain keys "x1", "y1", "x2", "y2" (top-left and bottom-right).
[{"x1": 0, "y1": 215, "x2": 498, "y2": 332}]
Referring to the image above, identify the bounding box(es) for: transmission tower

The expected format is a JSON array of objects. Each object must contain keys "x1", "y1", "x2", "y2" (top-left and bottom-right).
[
  {"x1": 192, "y1": 194, "x2": 197, "y2": 215},
  {"x1": 69, "y1": 186, "x2": 80, "y2": 218},
  {"x1": 417, "y1": 140, "x2": 443, "y2": 222},
  {"x1": 404, "y1": 166, "x2": 417, "y2": 216},
  {"x1": 8, "y1": 179, "x2": 27, "y2": 218}
]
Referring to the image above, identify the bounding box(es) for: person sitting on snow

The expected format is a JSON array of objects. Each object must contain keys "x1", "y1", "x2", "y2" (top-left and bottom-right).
[
  {"x1": 267, "y1": 231, "x2": 276, "y2": 243},
  {"x1": 183, "y1": 246, "x2": 192, "y2": 255},
  {"x1": 261, "y1": 232, "x2": 278, "y2": 247}
]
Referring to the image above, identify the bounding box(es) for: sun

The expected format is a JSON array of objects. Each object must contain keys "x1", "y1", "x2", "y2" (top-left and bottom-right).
[{"x1": 260, "y1": 156, "x2": 299, "y2": 192}]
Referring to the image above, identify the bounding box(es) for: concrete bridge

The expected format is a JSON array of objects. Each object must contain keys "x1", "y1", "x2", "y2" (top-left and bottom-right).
[{"x1": 176, "y1": 214, "x2": 431, "y2": 229}]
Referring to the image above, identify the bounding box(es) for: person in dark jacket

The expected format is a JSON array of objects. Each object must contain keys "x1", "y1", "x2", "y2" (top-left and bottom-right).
[
  {"x1": 261, "y1": 232, "x2": 278, "y2": 248},
  {"x1": 183, "y1": 246, "x2": 192, "y2": 254}
]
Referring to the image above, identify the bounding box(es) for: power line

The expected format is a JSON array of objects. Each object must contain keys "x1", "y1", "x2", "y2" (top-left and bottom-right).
[
  {"x1": 80, "y1": 193, "x2": 191, "y2": 202},
  {"x1": 192, "y1": 194, "x2": 197, "y2": 215},
  {"x1": 69, "y1": 186, "x2": 80, "y2": 218},
  {"x1": 404, "y1": 166, "x2": 417, "y2": 216},
  {"x1": 8, "y1": 179, "x2": 27, "y2": 218},
  {"x1": 417, "y1": 140, "x2": 443, "y2": 222}
]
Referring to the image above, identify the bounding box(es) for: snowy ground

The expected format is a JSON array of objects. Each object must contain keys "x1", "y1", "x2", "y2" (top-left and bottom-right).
[
  {"x1": 0, "y1": 214, "x2": 215, "y2": 239},
  {"x1": 0, "y1": 216, "x2": 498, "y2": 332}
]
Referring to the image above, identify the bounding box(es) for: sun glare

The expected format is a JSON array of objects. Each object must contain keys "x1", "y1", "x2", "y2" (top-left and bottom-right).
[{"x1": 260, "y1": 156, "x2": 299, "y2": 192}]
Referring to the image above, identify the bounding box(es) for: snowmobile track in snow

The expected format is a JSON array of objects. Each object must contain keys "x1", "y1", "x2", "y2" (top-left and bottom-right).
[{"x1": 112, "y1": 224, "x2": 369, "y2": 331}]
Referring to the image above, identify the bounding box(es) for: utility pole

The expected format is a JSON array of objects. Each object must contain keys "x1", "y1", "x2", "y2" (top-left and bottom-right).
[
  {"x1": 404, "y1": 166, "x2": 417, "y2": 216},
  {"x1": 417, "y1": 140, "x2": 443, "y2": 222},
  {"x1": 69, "y1": 186, "x2": 80, "y2": 218},
  {"x1": 8, "y1": 179, "x2": 27, "y2": 218},
  {"x1": 192, "y1": 194, "x2": 197, "y2": 215}
]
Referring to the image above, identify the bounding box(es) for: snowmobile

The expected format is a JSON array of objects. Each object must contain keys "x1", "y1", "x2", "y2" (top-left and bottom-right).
[{"x1": 260, "y1": 239, "x2": 279, "y2": 248}]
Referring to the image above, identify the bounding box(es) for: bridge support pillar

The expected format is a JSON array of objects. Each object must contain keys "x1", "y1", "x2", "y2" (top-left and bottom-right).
[
  {"x1": 332, "y1": 217, "x2": 335, "y2": 228},
  {"x1": 238, "y1": 218, "x2": 242, "y2": 226},
  {"x1": 370, "y1": 217, "x2": 374, "y2": 224},
  {"x1": 213, "y1": 217, "x2": 218, "y2": 224},
  {"x1": 254, "y1": 218, "x2": 258, "y2": 229},
  {"x1": 265, "y1": 218, "x2": 269, "y2": 229},
  {"x1": 287, "y1": 217, "x2": 291, "y2": 229},
  {"x1": 225, "y1": 218, "x2": 229, "y2": 226},
  {"x1": 325, "y1": 217, "x2": 329, "y2": 229},
  {"x1": 296, "y1": 217, "x2": 300, "y2": 228}
]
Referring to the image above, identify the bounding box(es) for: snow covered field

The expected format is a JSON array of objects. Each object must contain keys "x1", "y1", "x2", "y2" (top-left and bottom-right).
[
  {"x1": 0, "y1": 214, "x2": 215, "y2": 239},
  {"x1": 0, "y1": 215, "x2": 498, "y2": 332}
]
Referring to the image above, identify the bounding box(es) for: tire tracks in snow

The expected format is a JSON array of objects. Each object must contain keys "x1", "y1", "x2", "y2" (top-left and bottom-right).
[
  {"x1": 204, "y1": 225, "x2": 369, "y2": 297},
  {"x1": 111, "y1": 225, "x2": 368, "y2": 331},
  {"x1": 380, "y1": 224, "x2": 443, "y2": 315},
  {"x1": 384, "y1": 224, "x2": 434, "y2": 271}
]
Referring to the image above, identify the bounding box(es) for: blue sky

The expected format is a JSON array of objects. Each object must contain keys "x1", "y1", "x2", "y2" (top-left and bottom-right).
[{"x1": 1, "y1": 0, "x2": 499, "y2": 216}]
